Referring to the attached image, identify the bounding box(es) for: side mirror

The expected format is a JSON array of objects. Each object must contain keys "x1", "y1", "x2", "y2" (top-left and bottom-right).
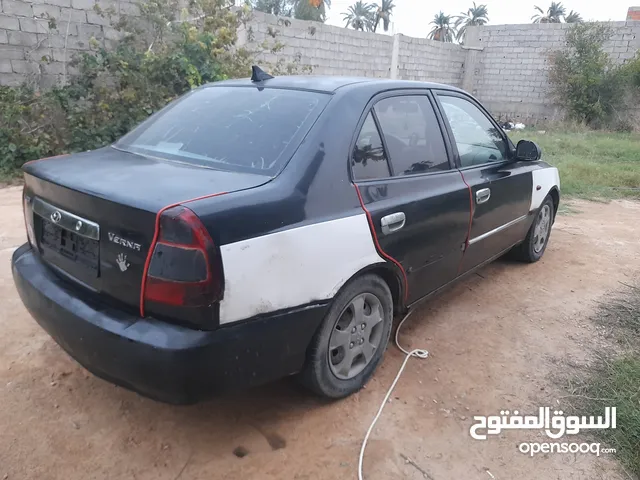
[{"x1": 515, "y1": 140, "x2": 542, "y2": 161}]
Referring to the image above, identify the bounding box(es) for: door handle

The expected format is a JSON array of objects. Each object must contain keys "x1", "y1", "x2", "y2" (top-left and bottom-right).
[
  {"x1": 381, "y1": 212, "x2": 406, "y2": 235},
  {"x1": 476, "y1": 188, "x2": 491, "y2": 204}
]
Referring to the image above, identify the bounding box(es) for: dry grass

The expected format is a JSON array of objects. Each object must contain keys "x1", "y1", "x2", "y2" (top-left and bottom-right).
[{"x1": 564, "y1": 283, "x2": 640, "y2": 478}]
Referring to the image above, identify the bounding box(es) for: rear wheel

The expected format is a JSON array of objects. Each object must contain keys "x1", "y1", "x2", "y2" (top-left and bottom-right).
[
  {"x1": 510, "y1": 195, "x2": 555, "y2": 263},
  {"x1": 299, "y1": 274, "x2": 393, "y2": 398}
]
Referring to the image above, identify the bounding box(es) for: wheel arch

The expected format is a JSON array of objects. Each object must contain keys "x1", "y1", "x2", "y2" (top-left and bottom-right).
[
  {"x1": 548, "y1": 186, "x2": 560, "y2": 220},
  {"x1": 339, "y1": 262, "x2": 406, "y2": 315},
  {"x1": 303, "y1": 262, "x2": 404, "y2": 365}
]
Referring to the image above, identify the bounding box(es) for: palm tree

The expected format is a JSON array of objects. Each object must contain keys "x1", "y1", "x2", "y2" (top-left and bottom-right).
[
  {"x1": 342, "y1": 1, "x2": 374, "y2": 31},
  {"x1": 532, "y1": 2, "x2": 566, "y2": 23},
  {"x1": 428, "y1": 12, "x2": 455, "y2": 42},
  {"x1": 564, "y1": 10, "x2": 583, "y2": 23},
  {"x1": 372, "y1": 0, "x2": 395, "y2": 32},
  {"x1": 455, "y1": 2, "x2": 489, "y2": 43}
]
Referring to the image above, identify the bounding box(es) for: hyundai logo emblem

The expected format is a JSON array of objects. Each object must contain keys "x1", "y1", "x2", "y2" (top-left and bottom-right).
[{"x1": 50, "y1": 211, "x2": 62, "y2": 223}]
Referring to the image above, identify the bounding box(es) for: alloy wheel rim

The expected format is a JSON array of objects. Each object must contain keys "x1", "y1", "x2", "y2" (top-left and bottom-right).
[
  {"x1": 328, "y1": 293, "x2": 384, "y2": 380},
  {"x1": 533, "y1": 204, "x2": 551, "y2": 254}
]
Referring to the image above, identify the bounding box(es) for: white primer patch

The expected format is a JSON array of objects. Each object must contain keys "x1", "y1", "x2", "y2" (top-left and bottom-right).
[
  {"x1": 219, "y1": 214, "x2": 384, "y2": 324},
  {"x1": 531, "y1": 167, "x2": 560, "y2": 211}
]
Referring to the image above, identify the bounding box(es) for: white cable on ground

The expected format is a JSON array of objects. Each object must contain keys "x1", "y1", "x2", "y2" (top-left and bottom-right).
[{"x1": 358, "y1": 310, "x2": 430, "y2": 480}]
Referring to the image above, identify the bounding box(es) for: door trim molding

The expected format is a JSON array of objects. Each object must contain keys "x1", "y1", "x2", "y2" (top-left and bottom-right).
[
  {"x1": 353, "y1": 184, "x2": 409, "y2": 301},
  {"x1": 468, "y1": 214, "x2": 528, "y2": 246}
]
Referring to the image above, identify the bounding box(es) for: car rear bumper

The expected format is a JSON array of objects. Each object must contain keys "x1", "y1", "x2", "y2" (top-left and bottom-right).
[{"x1": 12, "y1": 244, "x2": 327, "y2": 404}]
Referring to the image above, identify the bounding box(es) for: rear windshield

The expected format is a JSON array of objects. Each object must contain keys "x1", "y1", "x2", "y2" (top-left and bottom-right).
[{"x1": 115, "y1": 86, "x2": 329, "y2": 175}]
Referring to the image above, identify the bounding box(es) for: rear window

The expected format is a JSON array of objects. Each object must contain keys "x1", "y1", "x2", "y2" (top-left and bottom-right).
[{"x1": 115, "y1": 86, "x2": 328, "y2": 175}]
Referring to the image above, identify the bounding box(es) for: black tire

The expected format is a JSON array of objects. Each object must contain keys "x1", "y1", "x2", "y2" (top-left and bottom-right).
[
  {"x1": 298, "y1": 274, "x2": 393, "y2": 399},
  {"x1": 510, "y1": 195, "x2": 555, "y2": 263}
]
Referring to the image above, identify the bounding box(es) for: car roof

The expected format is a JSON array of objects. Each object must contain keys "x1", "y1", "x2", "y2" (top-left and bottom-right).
[{"x1": 207, "y1": 75, "x2": 464, "y2": 94}]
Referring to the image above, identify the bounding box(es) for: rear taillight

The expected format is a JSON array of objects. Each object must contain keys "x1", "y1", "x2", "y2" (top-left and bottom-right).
[{"x1": 142, "y1": 206, "x2": 223, "y2": 328}]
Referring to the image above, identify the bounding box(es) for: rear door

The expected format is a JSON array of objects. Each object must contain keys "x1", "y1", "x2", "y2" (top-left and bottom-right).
[
  {"x1": 351, "y1": 91, "x2": 471, "y2": 304},
  {"x1": 434, "y1": 91, "x2": 532, "y2": 273}
]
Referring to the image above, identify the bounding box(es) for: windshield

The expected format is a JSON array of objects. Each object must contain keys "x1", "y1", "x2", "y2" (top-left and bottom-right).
[{"x1": 115, "y1": 86, "x2": 329, "y2": 175}]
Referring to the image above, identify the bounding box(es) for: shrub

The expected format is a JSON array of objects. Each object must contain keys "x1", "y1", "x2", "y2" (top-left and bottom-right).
[
  {"x1": 0, "y1": 87, "x2": 68, "y2": 176},
  {"x1": 549, "y1": 23, "x2": 640, "y2": 128},
  {"x1": 0, "y1": 0, "x2": 309, "y2": 177},
  {"x1": 621, "y1": 51, "x2": 640, "y2": 89}
]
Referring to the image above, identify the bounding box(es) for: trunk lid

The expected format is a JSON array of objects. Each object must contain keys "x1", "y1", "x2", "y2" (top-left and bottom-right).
[{"x1": 23, "y1": 147, "x2": 270, "y2": 313}]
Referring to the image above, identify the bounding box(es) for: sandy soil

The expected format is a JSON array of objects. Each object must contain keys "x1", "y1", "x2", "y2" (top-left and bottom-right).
[{"x1": 1, "y1": 185, "x2": 639, "y2": 480}]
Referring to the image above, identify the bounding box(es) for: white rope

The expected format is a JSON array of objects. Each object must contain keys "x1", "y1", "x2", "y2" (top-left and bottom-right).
[{"x1": 358, "y1": 310, "x2": 429, "y2": 480}]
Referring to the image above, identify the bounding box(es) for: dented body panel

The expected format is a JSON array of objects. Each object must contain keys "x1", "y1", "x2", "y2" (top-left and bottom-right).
[{"x1": 12, "y1": 75, "x2": 560, "y2": 403}]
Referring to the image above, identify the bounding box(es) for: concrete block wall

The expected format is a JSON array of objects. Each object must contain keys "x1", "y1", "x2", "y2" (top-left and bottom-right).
[
  {"x1": 397, "y1": 34, "x2": 466, "y2": 86},
  {"x1": 242, "y1": 10, "x2": 394, "y2": 78},
  {"x1": 0, "y1": 0, "x2": 136, "y2": 87},
  {"x1": 466, "y1": 22, "x2": 640, "y2": 122},
  {"x1": 242, "y1": 12, "x2": 468, "y2": 86}
]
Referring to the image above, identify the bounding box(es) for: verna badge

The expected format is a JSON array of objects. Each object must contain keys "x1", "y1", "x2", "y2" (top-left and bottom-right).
[
  {"x1": 116, "y1": 253, "x2": 130, "y2": 272},
  {"x1": 108, "y1": 232, "x2": 142, "y2": 251},
  {"x1": 50, "y1": 211, "x2": 62, "y2": 223}
]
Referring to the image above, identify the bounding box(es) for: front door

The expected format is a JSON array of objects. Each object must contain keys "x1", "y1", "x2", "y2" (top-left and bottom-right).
[
  {"x1": 351, "y1": 92, "x2": 471, "y2": 304},
  {"x1": 434, "y1": 92, "x2": 532, "y2": 273}
]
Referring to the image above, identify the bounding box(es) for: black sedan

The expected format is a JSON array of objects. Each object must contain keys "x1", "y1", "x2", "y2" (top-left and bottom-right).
[{"x1": 12, "y1": 68, "x2": 560, "y2": 404}]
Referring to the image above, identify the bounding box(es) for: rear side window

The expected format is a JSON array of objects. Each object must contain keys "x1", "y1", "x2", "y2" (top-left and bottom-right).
[
  {"x1": 351, "y1": 112, "x2": 391, "y2": 181},
  {"x1": 374, "y1": 96, "x2": 449, "y2": 176},
  {"x1": 115, "y1": 87, "x2": 329, "y2": 175}
]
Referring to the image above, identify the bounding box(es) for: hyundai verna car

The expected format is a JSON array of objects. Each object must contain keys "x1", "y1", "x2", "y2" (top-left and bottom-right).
[{"x1": 12, "y1": 68, "x2": 560, "y2": 404}]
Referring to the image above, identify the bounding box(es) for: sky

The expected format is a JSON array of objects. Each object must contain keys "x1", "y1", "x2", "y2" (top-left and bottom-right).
[{"x1": 324, "y1": 0, "x2": 636, "y2": 37}]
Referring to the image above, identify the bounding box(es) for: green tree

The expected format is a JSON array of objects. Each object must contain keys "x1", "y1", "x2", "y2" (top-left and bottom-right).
[
  {"x1": 548, "y1": 23, "x2": 629, "y2": 126},
  {"x1": 455, "y1": 2, "x2": 488, "y2": 43},
  {"x1": 428, "y1": 12, "x2": 455, "y2": 42},
  {"x1": 342, "y1": 1, "x2": 374, "y2": 31},
  {"x1": 372, "y1": 0, "x2": 394, "y2": 32},
  {"x1": 623, "y1": 53, "x2": 640, "y2": 89},
  {"x1": 565, "y1": 10, "x2": 583, "y2": 23},
  {"x1": 532, "y1": 2, "x2": 566, "y2": 23},
  {"x1": 295, "y1": 0, "x2": 330, "y2": 21}
]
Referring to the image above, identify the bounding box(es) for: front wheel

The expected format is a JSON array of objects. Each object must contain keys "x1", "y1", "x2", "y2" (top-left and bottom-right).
[
  {"x1": 510, "y1": 195, "x2": 555, "y2": 263},
  {"x1": 298, "y1": 274, "x2": 393, "y2": 399}
]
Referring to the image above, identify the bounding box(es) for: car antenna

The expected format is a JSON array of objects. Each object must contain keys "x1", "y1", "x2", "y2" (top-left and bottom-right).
[{"x1": 251, "y1": 65, "x2": 274, "y2": 82}]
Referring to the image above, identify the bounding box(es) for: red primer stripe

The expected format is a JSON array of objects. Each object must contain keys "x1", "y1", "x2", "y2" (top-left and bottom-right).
[
  {"x1": 353, "y1": 184, "x2": 409, "y2": 302},
  {"x1": 457, "y1": 170, "x2": 474, "y2": 276},
  {"x1": 139, "y1": 191, "x2": 227, "y2": 317}
]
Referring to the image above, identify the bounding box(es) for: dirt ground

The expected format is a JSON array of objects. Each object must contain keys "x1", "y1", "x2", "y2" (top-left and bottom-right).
[{"x1": 1, "y1": 185, "x2": 639, "y2": 480}]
